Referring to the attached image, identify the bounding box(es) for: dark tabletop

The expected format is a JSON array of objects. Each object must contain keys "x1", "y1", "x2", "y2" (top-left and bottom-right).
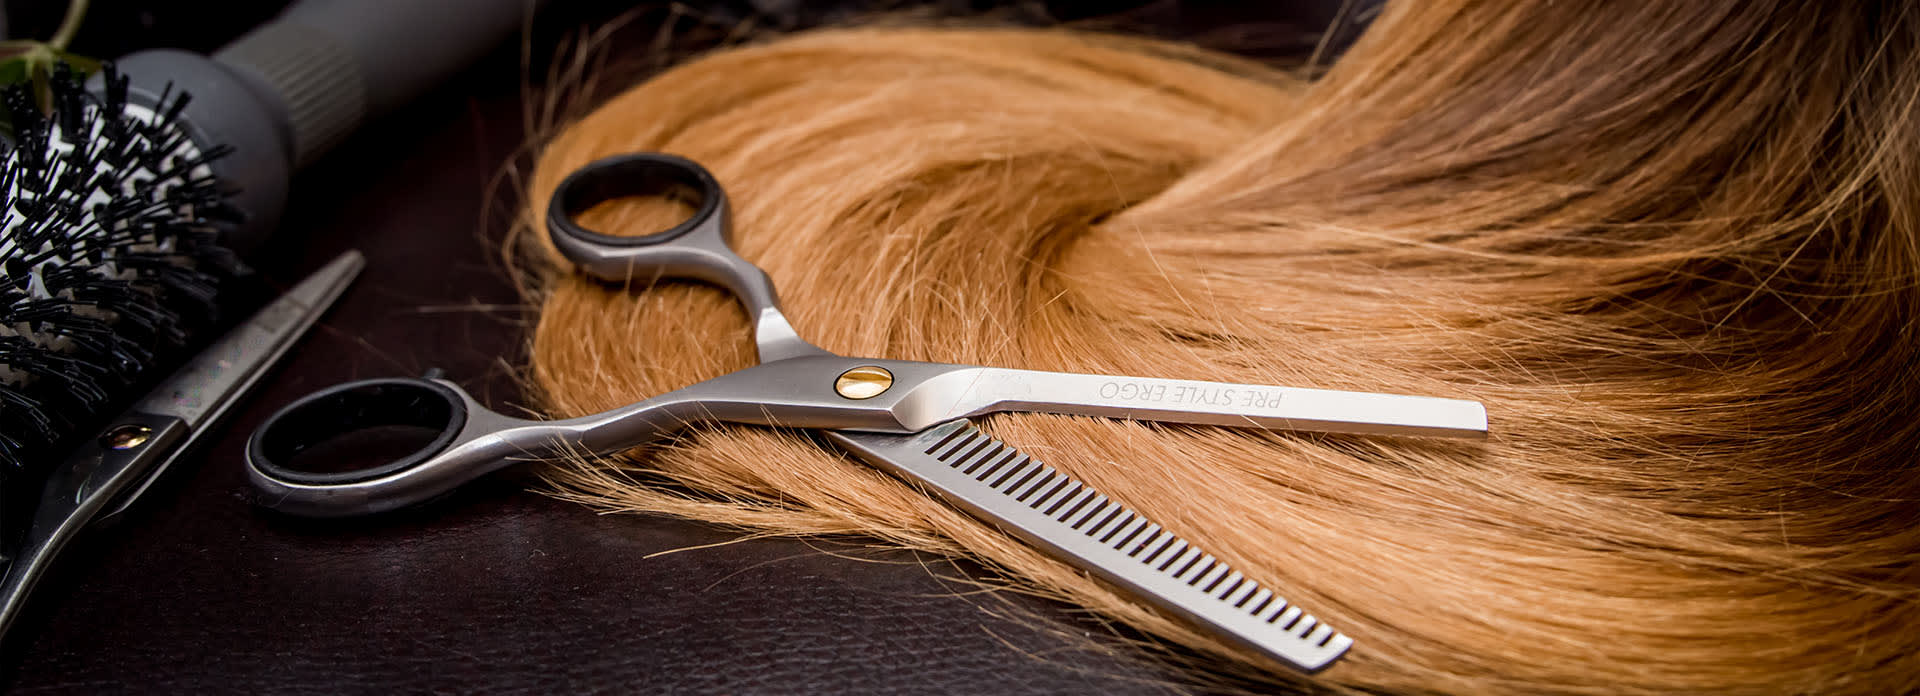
[{"x1": 0, "y1": 2, "x2": 1365, "y2": 693}]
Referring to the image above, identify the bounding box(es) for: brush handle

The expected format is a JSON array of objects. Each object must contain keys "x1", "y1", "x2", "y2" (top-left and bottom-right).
[
  {"x1": 101, "y1": 0, "x2": 546, "y2": 256},
  {"x1": 213, "y1": 0, "x2": 543, "y2": 169}
]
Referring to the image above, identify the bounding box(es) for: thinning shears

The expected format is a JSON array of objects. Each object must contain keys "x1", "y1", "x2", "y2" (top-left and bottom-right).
[{"x1": 245, "y1": 153, "x2": 1487, "y2": 673}]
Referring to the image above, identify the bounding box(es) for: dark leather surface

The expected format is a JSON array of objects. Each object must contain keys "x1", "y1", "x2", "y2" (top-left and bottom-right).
[{"x1": 0, "y1": 3, "x2": 1367, "y2": 693}]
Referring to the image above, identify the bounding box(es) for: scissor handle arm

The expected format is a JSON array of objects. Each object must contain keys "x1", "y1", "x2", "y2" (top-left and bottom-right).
[
  {"x1": 244, "y1": 376, "x2": 713, "y2": 517},
  {"x1": 545, "y1": 153, "x2": 825, "y2": 363},
  {"x1": 242, "y1": 359, "x2": 937, "y2": 517}
]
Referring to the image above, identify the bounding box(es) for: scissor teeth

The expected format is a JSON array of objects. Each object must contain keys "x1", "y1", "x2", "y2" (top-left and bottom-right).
[{"x1": 829, "y1": 422, "x2": 1350, "y2": 672}]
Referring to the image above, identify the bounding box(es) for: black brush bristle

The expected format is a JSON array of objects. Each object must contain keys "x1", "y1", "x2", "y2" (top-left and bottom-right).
[{"x1": 0, "y1": 63, "x2": 240, "y2": 476}]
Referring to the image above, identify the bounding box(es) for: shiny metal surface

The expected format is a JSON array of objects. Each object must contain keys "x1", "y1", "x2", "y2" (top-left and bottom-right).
[
  {"x1": 0, "y1": 251, "x2": 362, "y2": 640},
  {"x1": 545, "y1": 153, "x2": 824, "y2": 363},
  {"x1": 136, "y1": 250, "x2": 366, "y2": 427},
  {"x1": 249, "y1": 353, "x2": 1485, "y2": 518},
  {"x1": 112, "y1": 250, "x2": 365, "y2": 517},
  {"x1": 827, "y1": 423, "x2": 1353, "y2": 673},
  {"x1": 891, "y1": 366, "x2": 1488, "y2": 438},
  {"x1": 0, "y1": 413, "x2": 189, "y2": 641}
]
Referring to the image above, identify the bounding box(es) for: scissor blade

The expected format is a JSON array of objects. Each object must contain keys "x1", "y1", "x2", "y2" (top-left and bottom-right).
[
  {"x1": 0, "y1": 250, "x2": 363, "y2": 638},
  {"x1": 0, "y1": 414, "x2": 188, "y2": 640},
  {"x1": 824, "y1": 423, "x2": 1352, "y2": 673},
  {"x1": 105, "y1": 249, "x2": 365, "y2": 517},
  {"x1": 893, "y1": 367, "x2": 1487, "y2": 438},
  {"x1": 136, "y1": 250, "x2": 365, "y2": 428}
]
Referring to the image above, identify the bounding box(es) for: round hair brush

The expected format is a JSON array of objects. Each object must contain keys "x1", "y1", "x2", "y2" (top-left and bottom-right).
[
  {"x1": 0, "y1": 0, "x2": 541, "y2": 472},
  {"x1": 0, "y1": 62, "x2": 237, "y2": 477},
  {"x1": 0, "y1": 0, "x2": 542, "y2": 640},
  {"x1": 0, "y1": 0, "x2": 542, "y2": 462}
]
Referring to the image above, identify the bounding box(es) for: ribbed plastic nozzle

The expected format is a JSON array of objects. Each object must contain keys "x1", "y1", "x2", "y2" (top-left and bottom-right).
[{"x1": 98, "y1": 0, "x2": 543, "y2": 256}]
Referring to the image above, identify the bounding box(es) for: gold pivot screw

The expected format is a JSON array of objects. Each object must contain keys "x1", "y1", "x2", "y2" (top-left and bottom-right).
[
  {"x1": 835, "y1": 366, "x2": 894, "y2": 399},
  {"x1": 102, "y1": 424, "x2": 154, "y2": 450}
]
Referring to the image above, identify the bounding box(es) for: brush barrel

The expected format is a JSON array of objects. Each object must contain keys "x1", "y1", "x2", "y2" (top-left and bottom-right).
[
  {"x1": 99, "y1": 0, "x2": 545, "y2": 257},
  {"x1": 99, "y1": 50, "x2": 291, "y2": 259},
  {"x1": 213, "y1": 0, "x2": 543, "y2": 170}
]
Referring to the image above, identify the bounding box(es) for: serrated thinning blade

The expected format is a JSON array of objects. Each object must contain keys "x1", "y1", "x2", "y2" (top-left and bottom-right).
[{"x1": 824, "y1": 421, "x2": 1352, "y2": 673}]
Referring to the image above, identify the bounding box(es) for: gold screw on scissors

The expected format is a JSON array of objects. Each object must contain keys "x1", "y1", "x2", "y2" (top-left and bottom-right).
[{"x1": 835, "y1": 366, "x2": 894, "y2": 399}]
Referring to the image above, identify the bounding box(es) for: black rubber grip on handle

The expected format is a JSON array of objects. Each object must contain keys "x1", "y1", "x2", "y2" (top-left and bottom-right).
[
  {"x1": 547, "y1": 153, "x2": 726, "y2": 247},
  {"x1": 247, "y1": 378, "x2": 467, "y2": 485}
]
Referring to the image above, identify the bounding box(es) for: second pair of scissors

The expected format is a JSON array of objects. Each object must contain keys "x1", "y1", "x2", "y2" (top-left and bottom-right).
[{"x1": 246, "y1": 152, "x2": 1487, "y2": 673}]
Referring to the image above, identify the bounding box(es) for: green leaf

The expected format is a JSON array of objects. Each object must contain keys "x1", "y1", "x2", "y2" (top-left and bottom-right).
[
  {"x1": 0, "y1": 0, "x2": 99, "y2": 137},
  {"x1": 0, "y1": 57, "x2": 28, "y2": 87},
  {"x1": 0, "y1": 43, "x2": 102, "y2": 119},
  {"x1": 0, "y1": 44, "x2": 102, "y2": 89}
]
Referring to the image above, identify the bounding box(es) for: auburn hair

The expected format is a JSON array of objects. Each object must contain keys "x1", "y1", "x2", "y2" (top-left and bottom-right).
[{"x1": 517, "y1": 2, "x2": 1920, "y2": 693}]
